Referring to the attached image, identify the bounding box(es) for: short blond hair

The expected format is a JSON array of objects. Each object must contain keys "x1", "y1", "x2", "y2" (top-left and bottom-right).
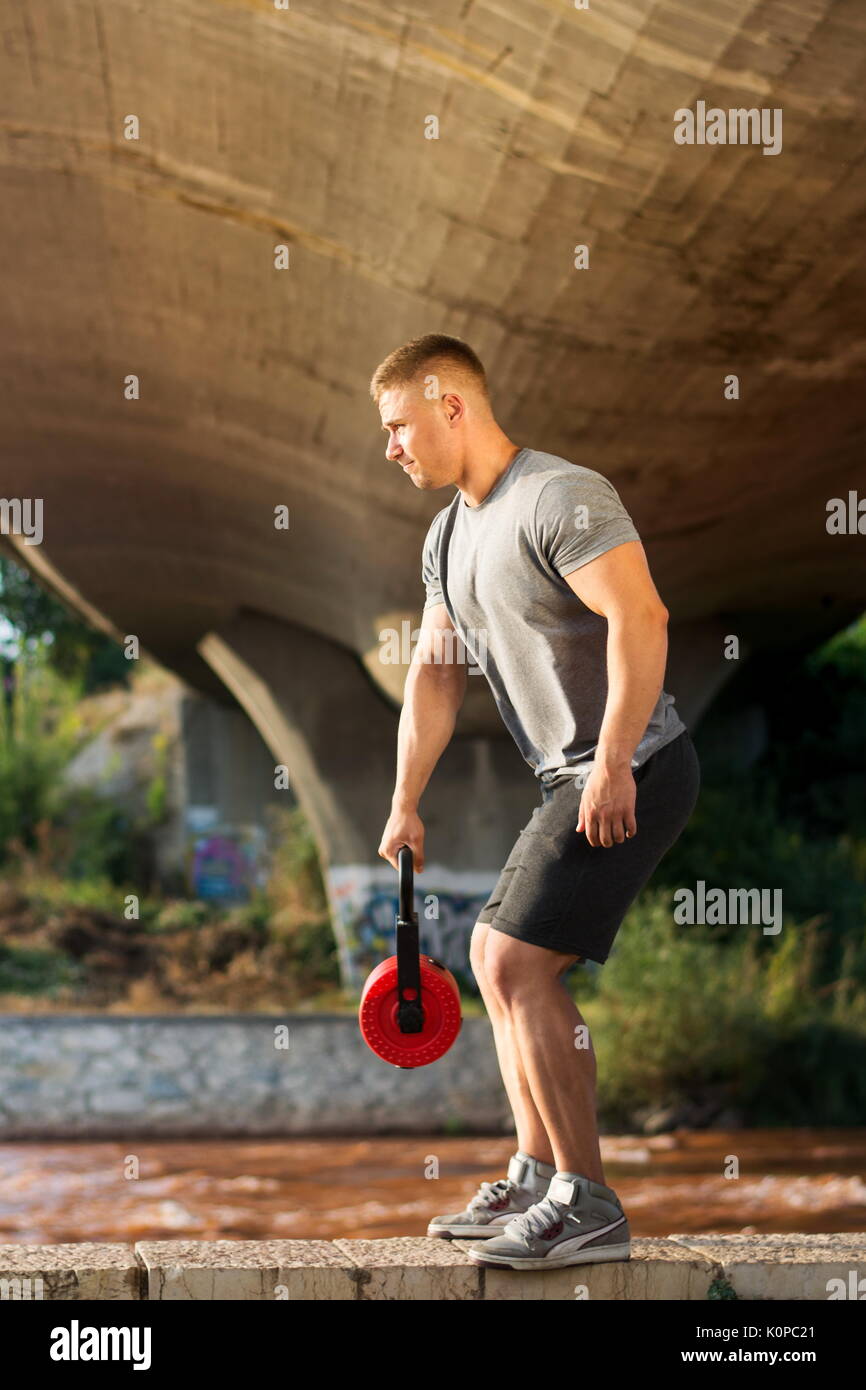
[{"x1": 369, "y1": 333, "x2": 490, "y2": 404}]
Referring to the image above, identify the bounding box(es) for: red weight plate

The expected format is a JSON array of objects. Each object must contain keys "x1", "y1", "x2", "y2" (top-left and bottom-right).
[{"x1": 359, "y1": 956, "x2": 462, "y2": 1068}]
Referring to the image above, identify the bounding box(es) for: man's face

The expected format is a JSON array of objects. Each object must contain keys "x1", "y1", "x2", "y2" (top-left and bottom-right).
[{"x1": 378, "y1": 385, "x2": 458, "y2": 490}]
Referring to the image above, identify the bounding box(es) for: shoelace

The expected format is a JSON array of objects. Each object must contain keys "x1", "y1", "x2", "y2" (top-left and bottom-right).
[
  {"x1": 504, "y1": 1195, "x2": 575, "y2": 1242},
  {"x1": 468, "y1": 1178, "x2": 519, "y2": 1212}
]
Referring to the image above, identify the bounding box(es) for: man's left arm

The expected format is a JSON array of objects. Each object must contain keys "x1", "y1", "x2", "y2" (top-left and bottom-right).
[{"x1": 563, "y1": 538, "x2": 670, "y2": 848}]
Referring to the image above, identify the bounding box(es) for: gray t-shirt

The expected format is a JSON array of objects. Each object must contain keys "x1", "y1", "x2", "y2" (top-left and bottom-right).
[{"x1": 421, "y1": 447, "x2": 686, "y2": 783}]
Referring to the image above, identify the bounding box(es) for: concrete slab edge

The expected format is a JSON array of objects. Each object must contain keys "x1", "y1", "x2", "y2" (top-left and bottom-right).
[{"x1": 0, "y1": 1236, "x2": 862, "y2": 1300}]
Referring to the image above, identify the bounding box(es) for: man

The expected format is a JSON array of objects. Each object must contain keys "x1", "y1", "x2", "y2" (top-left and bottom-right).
[{"x1": 372, "y1": 333, "x2": 700, "y2": 1271}]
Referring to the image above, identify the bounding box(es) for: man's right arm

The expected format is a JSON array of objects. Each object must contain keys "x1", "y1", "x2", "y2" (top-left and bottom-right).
[{"x1": 378, "y1": 602, "x2": 468, "y2": 872}]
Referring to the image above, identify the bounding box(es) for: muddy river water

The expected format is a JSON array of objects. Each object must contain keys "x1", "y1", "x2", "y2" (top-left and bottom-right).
[{"x1": 1, "y1": 1130, "x2": 864, "y2": 1244}]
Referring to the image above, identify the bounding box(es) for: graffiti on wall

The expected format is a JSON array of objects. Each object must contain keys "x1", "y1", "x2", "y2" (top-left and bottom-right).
[
  {"x1": 328, "y1": 862, "x2": 496, "y2": 989},
  {"x1": 188, "y1": 819, "x2": 267, "y2": 902}
]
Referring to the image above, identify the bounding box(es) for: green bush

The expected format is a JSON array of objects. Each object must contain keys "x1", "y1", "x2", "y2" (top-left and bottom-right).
[
  {"x1": 580, "y1": 890, "x2": 866, "y2": 1127},
  {"x1": 653, "y1": 613, "x2": 866, "y2": 985},
  {"x1": 0, "y1": 658, "x2": 78, "y2": 854},
  {"x1": 47, "y1": 788, "x2": 152, "y2": 884},
  {"x1": 260, "y1": 806, "x2": 339, "y2": 991},
  {"x1": 0, "y1": 645, "x2": 153, "y2": 884},
  {"x1": 0, "y1": 943, "x2": 83, "y2": 997},
  {"x1": 265, "y1": 806, "x2": 329, "y2": 919},
  {"x1": 654, "y1": 780, "x2": 865, "y2": 974},
  {"x1": 150, "y1": 899, "x2": 213, "y2": 933}
]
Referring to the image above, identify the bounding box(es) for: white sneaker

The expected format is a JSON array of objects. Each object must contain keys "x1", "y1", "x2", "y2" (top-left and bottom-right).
[
  {"x1": 466, "y1": 1172, "x2": 631, "y2": 1268},
  {"x1": 427, "y1": 1152, "x2": 556, "y2": 1239}
]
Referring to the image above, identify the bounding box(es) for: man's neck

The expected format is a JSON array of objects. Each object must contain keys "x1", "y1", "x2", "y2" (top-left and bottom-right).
[{"x1": 457, "y1": 439, "x2": 522, "y2": 508}]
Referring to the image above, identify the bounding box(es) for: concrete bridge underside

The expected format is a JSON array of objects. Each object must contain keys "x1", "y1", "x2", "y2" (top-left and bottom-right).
[{"x1": 2, "y1": 2, "x2": 865, "y2": 979}]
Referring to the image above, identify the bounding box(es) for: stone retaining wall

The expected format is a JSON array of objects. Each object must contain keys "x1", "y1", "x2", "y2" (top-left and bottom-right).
[{"x1": 0, "y1": 1015, "x2": 511, "y2": 1137}]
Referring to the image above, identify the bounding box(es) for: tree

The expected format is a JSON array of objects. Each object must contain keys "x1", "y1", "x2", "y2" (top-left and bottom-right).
[{"x1": 0, "y1": 554, "x2": 130, "y2": 692}]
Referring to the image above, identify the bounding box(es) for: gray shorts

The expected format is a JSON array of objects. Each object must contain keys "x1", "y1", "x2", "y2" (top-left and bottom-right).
[{"x1": 476, "y1": 730, "x2": 700, "y2": 964}]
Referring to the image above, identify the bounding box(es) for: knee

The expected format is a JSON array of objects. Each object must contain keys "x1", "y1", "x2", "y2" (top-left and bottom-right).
[
  {"x1": 482, "y1": 938, "x2": 534, "y2": 1008},
  {"x1": 482, "y1": 934, "x2": 577, "y2": 1007}
]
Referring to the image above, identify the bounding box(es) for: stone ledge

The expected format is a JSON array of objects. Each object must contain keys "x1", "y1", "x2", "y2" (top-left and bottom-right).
[
  {"x1": 0, "y1": 1235, "x2": 862, "y2": 1300},
  {"x1": 0, "y1": 1242, "x2": 142, "y2": 1300},
  {"x1": 666, "y1": 1233, "x2": 866, "y2": 1301}
]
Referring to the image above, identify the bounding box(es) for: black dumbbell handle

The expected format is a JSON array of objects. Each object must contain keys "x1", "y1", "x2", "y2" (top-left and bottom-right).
[
  {"x1": 397, "y1": 843, "x2": 415, "y2": 923},
  {"x1": 395, "y1": 844, "x2": 423, "y2": 1033}
]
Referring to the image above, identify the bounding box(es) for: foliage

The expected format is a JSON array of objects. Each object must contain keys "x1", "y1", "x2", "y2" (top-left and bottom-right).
[
  {"x1": 0, "y1": 554, "x2": 130, "y2": 691},
  {"x1": 647, "y1": 613, "x2": 866, "y2": 981},
  {"x1": 0, "y1": 649, "x2": 83, "y2": 854},
  {"x1": 576, "y1": 891, "x2": 866, "y2": 1127},
  {"x1": 0, "y1": 942, "x2": 84, "y2": 996}
]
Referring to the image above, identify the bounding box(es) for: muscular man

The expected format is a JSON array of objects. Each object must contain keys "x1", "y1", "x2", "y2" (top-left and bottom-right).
[{"x1": 372, "y1": 334, "x2": 700, "y2": 1272}]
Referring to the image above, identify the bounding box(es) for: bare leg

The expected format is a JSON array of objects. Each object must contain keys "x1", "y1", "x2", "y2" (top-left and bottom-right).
[
  {"x1": 470, "y1": 922, "x2": 554, "y2": 1165},
  {"x1": 480, "y1": 929, "x2": 605, "y2": 1184}
]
